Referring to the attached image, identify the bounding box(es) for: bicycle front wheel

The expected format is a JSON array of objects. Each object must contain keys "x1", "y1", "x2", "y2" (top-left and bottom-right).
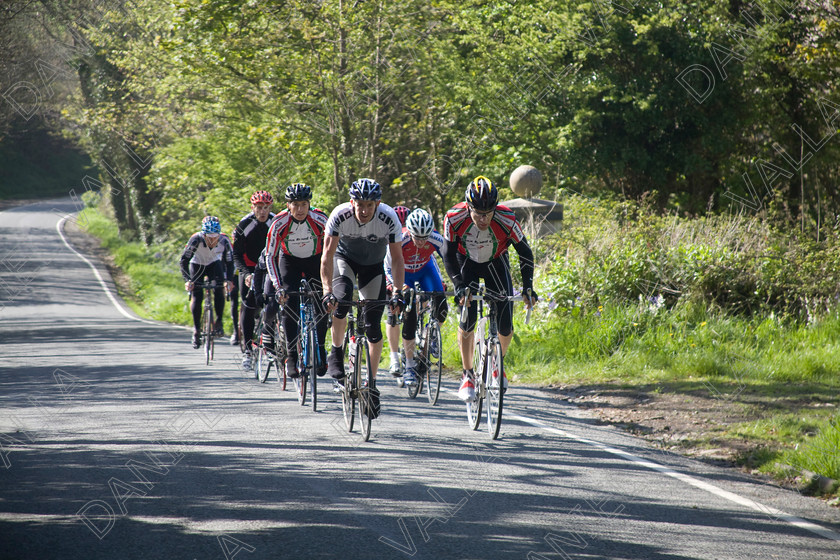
[
  {"x1": 309, "y1": 326, "x2": 318, "y2": 412},
  {"x1": 203, "y1": 305, "x2": 214, "y2": 366},
  {"x1": 425, "y1": 321, "x2": 442, "y2": 405},
  {"x1": 295, "y1": 338, "x2": 307, "y2": 406},
  {"x1": 275, "y1": 319, "x2": 287, "y2": 389},
  {"x1": 256, "y1": 344, "x2": 272, "y2": 383},
  {"x1": 466, "y1": 319, "x2": 486, "y2": 430},
  {"x1": 485, "y1": 339, "x2": 504, "y2": 439},
  {"x1": 356, "y1": 339, "x2": 373, "y2": 442}
]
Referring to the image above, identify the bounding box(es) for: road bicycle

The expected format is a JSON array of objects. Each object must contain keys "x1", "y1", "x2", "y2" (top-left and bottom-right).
[
  {"x1": 254, "y1": 297, "x2": 287, "y2": 389},
  {"x1": 289, "y1": 278, "x2": 324, "y2": 410},
  {"x1": 462, "y1": 286, "x2": 531, "y2": 439},
  {"x1": 404, "y1": 286, "x2": 450, "y2": 405},
  {"x1": 192, "y1": 277, "x2": 223, "y2": 366},
  {"x1": 338, "y1": 298, "x2": 391, "y2": 442}
]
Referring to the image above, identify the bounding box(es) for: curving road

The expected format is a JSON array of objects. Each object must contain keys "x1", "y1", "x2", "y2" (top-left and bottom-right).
[{"x1": 1, "y1": 198, "x2": 839, "y2": 560}]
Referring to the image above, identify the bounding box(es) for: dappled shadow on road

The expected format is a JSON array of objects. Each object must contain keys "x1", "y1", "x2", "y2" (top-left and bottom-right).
[{"x1": 2, "y1": 428, "x2": 837, "y2": 560}]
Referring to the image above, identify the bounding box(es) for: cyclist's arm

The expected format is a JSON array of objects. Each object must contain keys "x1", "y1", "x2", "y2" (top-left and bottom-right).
[
  {"x1": 265, "y1": 224, "x2": 283, "y2": 290},
  {"x1": 443, "y1": 238, "x2": 463, "y2": 289},
  {"x1": 232, "y1": 221, "x2": 249, "y2": 273},
  {"x1": 388, "y1": 240, "x2": 405, "y2": 295},
  {"x1": 320, "y1": 234, "x2": 339, "y2": 297},
  {"x1": 512, "y1": 238, "x2": 537, "y2": 307},
  {"x1": 223, "y1": 238, "x2": 235, "y2": 281},
  {"x1": 180, "y1": 236, "x2": 198, "y2": 283}
]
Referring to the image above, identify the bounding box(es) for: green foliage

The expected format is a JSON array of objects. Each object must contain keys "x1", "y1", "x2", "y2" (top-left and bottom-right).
[{"x1": 540, "y1": 194, "x2": 840, "y2": 319}]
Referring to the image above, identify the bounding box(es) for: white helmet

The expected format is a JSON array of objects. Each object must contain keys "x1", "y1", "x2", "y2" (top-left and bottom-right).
[{"x1": 406, "y1": 208, "x2": 434, "y2": 237}]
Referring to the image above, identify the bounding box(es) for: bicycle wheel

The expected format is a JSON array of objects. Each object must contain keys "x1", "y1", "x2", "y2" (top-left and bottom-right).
[
  {"x1": 309, "y1": 325, "x2": 318, "y2": 412},
  {"x1": 425, "y1": 321, "x2": 442, "y2": 405},
  {"x1": 466, "y1": 318, "x2": 486, "y2": 430},
  {"x1": 406, "y1": 346, "x2": 421, "y2": 400},
  {"x1": 203, "y1": 304, "x2": 214, "y2": 366},
  {"x1": 275, "y1": 319, "x2": 287, "y2": 388},
  {"x1": 356, "y1": 339, "x2": 373, "y2": 442},
  {"x1": 294, "y1": 337, "x2": 306, "y2": 406},
  {"x1": 256, "y1": 343, "x2": 272, "y2": 383},
  {"x1": 485, "y1": 339, "x2": 504, "y2": 439},
  {"x1": 274, "y1": 319, "x2": 287, "y2": 390},
  {"x1": 342, "y1": 367, "x2": 355, "y2": 432}
]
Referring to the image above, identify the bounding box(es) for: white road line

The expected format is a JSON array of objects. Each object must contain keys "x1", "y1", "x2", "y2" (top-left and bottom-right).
[
  {"x1": 56, "y1": 214, "x2": 160, "y2": 326},
  {"x1": 446, "y1": 388, "x2": 840, "y2": 542}
]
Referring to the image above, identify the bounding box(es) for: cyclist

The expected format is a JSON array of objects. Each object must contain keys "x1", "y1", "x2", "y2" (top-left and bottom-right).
[
  {"x1": 265, "y1": 183, "x2": 330, "y2": 379},
  {"x1": 442, "y1": 176, "x2": 537, "y2": 401},
  {"x1": 233, "y1": 190, "x2": 276, "y2": 370},
  {"x1": 180, "y1": 216, "x2": 234, "y2": 348},
  {"x1": 384, "y1": 208, "x2": 448, "y2": 385},
  {"x1": 321, "y1": 178, "x2": 405, "y2": 390}
]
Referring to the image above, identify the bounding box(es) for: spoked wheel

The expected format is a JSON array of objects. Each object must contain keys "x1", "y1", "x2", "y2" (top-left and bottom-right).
[
  {"x1": 203, "y1": 307, "x2": 214, "y2": 366},
  {"x1": 485, "y1": 339, "x2": 504, "y2": 439},
  {"x1": 406, "y1": 348, "x2": 421, "y2": 400},
  {"x1": 341, "y1": 364, "x2": 355, "y2": 432},
  {"x1": 425, "y1": 322, "x2": 442, "y2": 405},
  {"x1": 308, "y1": 328, "x2": 318, "y2": 412},
  {"x1": 466, "y1": 318, "x2": 486, "y2": 430},
  {"x1": 294, "y1": 338, "x2": 306, "y2": 405},
  {"x1": 356, "y1": 339, "x2": 373, "y2": 442},
  {"x1": 275, "y1": 320, "x2": 288, "y2": 389},
  {"x1": 256, "y1": 343, "x2": 272, "y2": 383}
]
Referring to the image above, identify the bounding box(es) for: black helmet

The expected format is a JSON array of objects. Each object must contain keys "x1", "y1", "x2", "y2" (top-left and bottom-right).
[
  {"x1": 465, "y1": 176, "x2": 498, "y2": 211},
  {"x1": 348, "y1": 178, "x2": 382, "y2": 201},
  {"x1": 285, "y1": 182, "x2": 312, "y2": 201}
]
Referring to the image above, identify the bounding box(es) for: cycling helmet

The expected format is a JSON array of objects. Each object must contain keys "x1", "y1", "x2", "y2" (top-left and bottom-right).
[
  {"x1": 202, "y1": 215, "x2": 221, "y2": 234},
  {"x1": 406, "y1": 208, "x2": 434, "y2": 238},
  {"x1": 250, "y1": 190, "x2": 273, "y2": 205},
  {"x1": 285, "y1": 183, "x2": 312, "y2": 201},
  {"x1": 465, "y1": 176, "x2": 498, "y2": 211},
  {"x1": 393, "y1": 205, "x2": 409, "y2": 226},
  {"x1": 348, "y1": 178, "x2": 382, "y2": 201}
]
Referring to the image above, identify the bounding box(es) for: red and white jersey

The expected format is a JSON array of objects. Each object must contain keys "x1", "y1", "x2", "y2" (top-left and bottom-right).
[
  {"x1": 265, "y1": 208, "x2": 328, "y2": 287},
  {"x1": 443, "y1": 202, "x2": 525, "y2": 263},
  {"x1": 385, "y1": 228, "x2": 445, "y2": 274}
]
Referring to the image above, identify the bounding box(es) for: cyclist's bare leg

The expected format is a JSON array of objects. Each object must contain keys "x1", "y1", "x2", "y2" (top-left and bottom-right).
[
  {"x1": 368, "y1": 339, "x2": 383, "y2": 381},
  {"x1": 386, "y1": 322, "x2": 401, "y2": 363},
  {"x1": 458, "y1": 327, "x2": 475, "y2": 370},
  {"x1": 403, "y1": 338, "x2": 416, "y2": 361},
  {"x1": 499, "y1": 332, "x2": 512, "y2": 356},
  {"x1": 331, "y1": 316, "x2": 347, "y2": 348}
]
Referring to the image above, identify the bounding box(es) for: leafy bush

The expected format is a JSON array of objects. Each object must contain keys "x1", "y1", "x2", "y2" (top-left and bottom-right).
[{"x1": 538, "y1": 195, "x2": 840, "y2": 320}]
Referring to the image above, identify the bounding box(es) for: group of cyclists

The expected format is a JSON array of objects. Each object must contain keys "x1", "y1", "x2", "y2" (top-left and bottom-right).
[{"x1": 180, "y1": 176, "x2": 537, "y2": 404}]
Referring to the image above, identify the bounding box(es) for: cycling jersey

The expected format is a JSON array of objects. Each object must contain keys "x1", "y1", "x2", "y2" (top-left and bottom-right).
[
  {"x1": 265, "y1": 208, "x2": 328, "y2": 289},
  {"x1": 443, "y1": 201, "x2": 534, "y2": 293},
  {"x1": 180, "y1": 232, "x2": 234, "y2": 281},
  {"x1": 385, "y1": 228, "x2": 445, "y2": 274},
  {"x1": 443, "y1": 202, "x2": 524, "y2": 263},
  {"x1": 233, "y1": 211, "x2": 276, "y2": 272},
  {"x1": 325, "y1": 202, "x2": 401, "y2": 266}
]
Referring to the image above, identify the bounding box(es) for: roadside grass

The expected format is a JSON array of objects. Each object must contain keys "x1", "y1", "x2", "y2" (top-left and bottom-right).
[
  {"x1": 505, "y1": 299, "x2": 840, "y2": 494},
  {"x1": 81, "y1": 207, "x2": 204, "y2": 330}
]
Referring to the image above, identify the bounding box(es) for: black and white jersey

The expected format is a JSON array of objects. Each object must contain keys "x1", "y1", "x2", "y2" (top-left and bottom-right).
[
  {"x1": 325, "y1": 202, "x2": 401, "y2": 266},
  {"x1": 180, "y1": 232, "x2": 234, "y2": 281}
]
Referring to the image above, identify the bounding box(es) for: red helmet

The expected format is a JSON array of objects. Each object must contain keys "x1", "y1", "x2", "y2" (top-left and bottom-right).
[
  {"x1": 250, "y1": 190, "x2": 273, "y2": 205},
  {"x1": 393, "y1": 205, "x2": 409, "y2": 226}
]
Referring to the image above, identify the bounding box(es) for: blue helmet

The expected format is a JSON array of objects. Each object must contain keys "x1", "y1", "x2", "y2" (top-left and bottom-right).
[
  {"x1": 285, "y1": 182, "x2": 312, "y2": 201},
  {"x1": 202, "y1": 215, "x2": 221, "y2": 234},
  {"x1": 348, "y1": 178, "x2": 382, "y2": 201}
]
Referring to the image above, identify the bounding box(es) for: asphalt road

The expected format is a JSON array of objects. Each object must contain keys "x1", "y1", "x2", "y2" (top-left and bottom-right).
[{"x1": 1, "y1": 198, "x2": 839, "y2": 560}]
